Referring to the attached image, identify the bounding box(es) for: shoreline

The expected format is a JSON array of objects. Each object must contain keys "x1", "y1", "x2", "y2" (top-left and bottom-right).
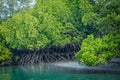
[
  {"x1": 1, "y1": 58, "x2": 120, "y2": 73},
  {"x1": 52, "y1": 61, "x2": 120, "y2": 73}
]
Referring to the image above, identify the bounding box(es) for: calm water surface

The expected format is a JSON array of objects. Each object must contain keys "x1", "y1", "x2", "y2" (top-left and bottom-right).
[{"x1": 0, "y1": 63, "x2": 120, "y2": 80}]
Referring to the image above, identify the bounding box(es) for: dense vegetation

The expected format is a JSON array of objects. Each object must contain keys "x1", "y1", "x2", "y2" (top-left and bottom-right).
[
  {"x1": 0, "y1": 0, "x2": 120, "y2": 66},
  {"x1": 75, "y1": 0, "x2": 120, "y2": 66}
]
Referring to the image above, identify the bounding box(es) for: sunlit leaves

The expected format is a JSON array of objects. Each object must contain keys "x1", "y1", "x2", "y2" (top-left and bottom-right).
[
  {"x1": 0, "y1": 12, "x2": 39, "y2": 49},
  {"x1": 0, "y1": 0, "x2": 80, "y2": 50},
  {"x1": 75, "y1": 35, "x2": 107, "y2": 66},
  {"x1": 82, "y1": 12, "x2": 99, "y2": 27},
  {"x1": 79, "y1": 0, "x2": 93, "y2": 16},
  {"x1": 0, "y1": 45, "x2": 12, "y2": 66},
  {"x1": 32, "y1": 0, "x2": 80, "y2": 46}
]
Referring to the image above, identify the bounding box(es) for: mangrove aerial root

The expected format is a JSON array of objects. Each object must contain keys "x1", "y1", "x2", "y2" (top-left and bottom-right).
[{"x1": 17, "y1": 42, "x2": 80, "y2": 65}]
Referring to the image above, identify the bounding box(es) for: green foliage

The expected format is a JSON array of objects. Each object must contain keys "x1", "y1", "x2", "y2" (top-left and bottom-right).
[
  {"x1": 0, "y1": 0, "x2": 80, "y2": 50},
  {"x1": 15, "y1": 56, "x2": 20, "y2": 62},
  {"x1": 0, "y1": 0, "x2": 119, "y2": 66},
  {"x1": 0, "y1": 12, "x2": 50, "y2": 50},
  {"x1": 75, "y1": 0, "x2": 120, "y2": 66},
  {"x1": 81, "y1": 0, "x2": 120, "y2": 35},
  {"x1": 75, "y1": 35, "x2": 105, "y2": 66},
  {"x1": 79, "y1": 0, "x2": 94, "y2": 16},
  {"x1": 75, "y1": 34, "x2": 120, "y2": 66},
  {"x1": 0, "y1": 45, "x2": 12, "y2": 66},
  {"x1": 82, "y1": 12, "x2": 99, "y2": 27}
]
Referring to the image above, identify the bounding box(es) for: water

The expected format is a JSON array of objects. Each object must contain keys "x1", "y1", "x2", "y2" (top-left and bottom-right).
[{"x1": 0, "y1": 63, "x2": 120, "y2": 80}]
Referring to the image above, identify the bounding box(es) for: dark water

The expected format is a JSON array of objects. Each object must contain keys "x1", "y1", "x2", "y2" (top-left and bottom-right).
[{"x1": 0, "y1": 64, "x2": 120, "y2": 80}]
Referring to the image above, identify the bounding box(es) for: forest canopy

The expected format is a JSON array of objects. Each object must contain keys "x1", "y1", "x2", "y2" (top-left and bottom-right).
[{"x1": 0, "y1": 0, "x2": 120, "y2": 66}]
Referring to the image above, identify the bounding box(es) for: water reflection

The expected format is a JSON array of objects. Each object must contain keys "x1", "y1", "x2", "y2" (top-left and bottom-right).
[{"x1": 0, "y1": 64, "x2": 120, "y2": 80}]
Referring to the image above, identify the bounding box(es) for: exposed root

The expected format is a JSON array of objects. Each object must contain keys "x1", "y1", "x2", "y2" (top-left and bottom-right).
[{"x1": 13, "y1": 42, "x2": 81, "y2": 65}]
